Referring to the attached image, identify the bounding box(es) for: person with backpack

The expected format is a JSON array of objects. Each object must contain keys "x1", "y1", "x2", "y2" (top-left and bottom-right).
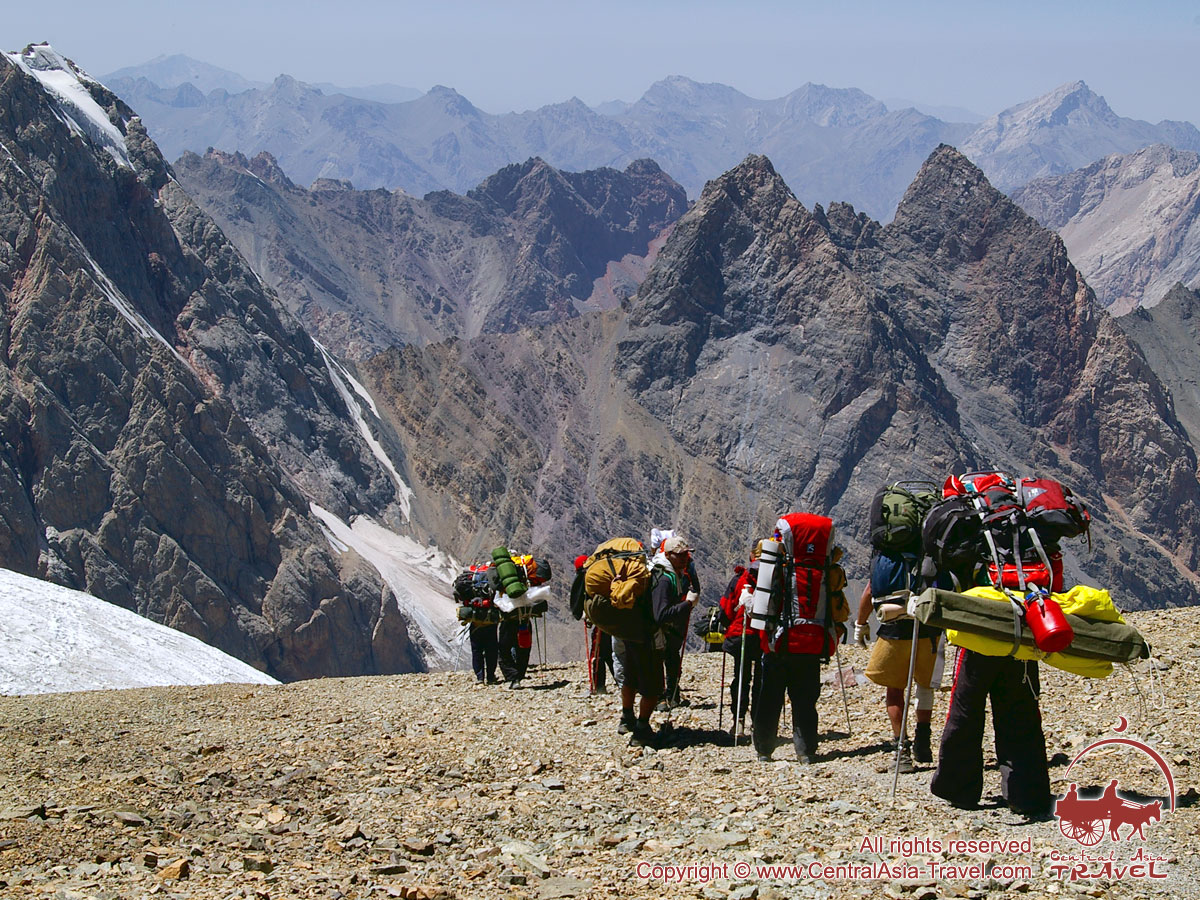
[
  {"x1": 923, "y1": 473, "x2": 1054, "y2": 818},
  {"x1": 614, "y1": 536, "x2": 698, "y2": 745},
  {"x1": 752, "y1": 515, "x2": 848, "y2": 764},
  {"x1": 649, "y1": 529, "x2": 701, "y2": 709},
  {"x1": 720, "y1": 544, "x2": 763, "y2": 737},
  {"x1": 854, "y1": 552, "x2": 941, "y2": 771}
]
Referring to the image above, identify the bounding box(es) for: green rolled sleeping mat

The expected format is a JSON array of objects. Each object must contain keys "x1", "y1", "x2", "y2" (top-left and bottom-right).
[{"x1": 911, "y1": 587, "x2": 1150, "y2": 663}]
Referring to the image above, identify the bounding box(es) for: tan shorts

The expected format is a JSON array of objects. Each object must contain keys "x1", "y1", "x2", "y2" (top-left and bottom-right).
[{"x1": 866, "y1": 634, "x2": 935, "y2": 690}]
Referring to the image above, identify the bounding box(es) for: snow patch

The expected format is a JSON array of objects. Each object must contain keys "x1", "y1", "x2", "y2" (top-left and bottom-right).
[
  {"x1": 4, "y1": 44, "x2": 131, "y2": 169},
  {"x1": 0, "y1": 567, "x2": 279, "y2": 696},
  {"x1": 310, "y1": 505, "x2": 460, "y2": 668},
  {"x1": 315, "y1": 340, "x2": 413, "y2": 518}
]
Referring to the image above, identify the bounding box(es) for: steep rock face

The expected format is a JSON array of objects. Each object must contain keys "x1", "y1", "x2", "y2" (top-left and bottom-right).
[
  {"x1": 961, "y1": 81, "x2": 1200, "y2": 192},
  {"x1": 1012, "y1": 145, "x2": 1200, "y2": 311},
  {"x1": 0, "y1": 46, "x2": 423, "y2": 679},
  {"x1": 175, "y1": 151, "x2": 686, "y2": 352},
  {"x1": 1116, "y1": 284, "x2": 1200, "y2": 450},
  {"x1": 370, "y1": 148, "x2": 1200, "y2": 612}
]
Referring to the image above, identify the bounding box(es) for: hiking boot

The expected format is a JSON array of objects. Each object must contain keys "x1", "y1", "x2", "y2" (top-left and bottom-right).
[
  {"x1": 630, "y1": 720, "x2": 655, "y2": 747},
  {"x1": 656, "y1": 699, "x2": 671, "y2": 713},
  {"x1": 617, "y1": 709, "x2": 636, "y2": 735},
  {"x1": 508, "y1": 680, "x2": 522, "y2": 690},
  {"x1": 796, "y1": 752, "x2": 816, "y2": 764},
  {"x1": 913, "y1": 723, "x2": 933, "y2": 764},
  {"x1": 893, "y1": 738, "x2": 915, "y2": 774},
  {"x1": 756, "y1": 752, "x2": 772, "y2": 763}
]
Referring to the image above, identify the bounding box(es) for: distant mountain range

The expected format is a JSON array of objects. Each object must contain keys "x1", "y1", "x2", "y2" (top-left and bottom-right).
[
  {"x1": 1014, "y1": 144, "x2": 1200, "y2": 311},
  {"x1": 104, "y1": 53, "x2": 422, "y2": 103},
  {"x1": 103, "y1": 55, "x2": 1200, "y2": 224}
]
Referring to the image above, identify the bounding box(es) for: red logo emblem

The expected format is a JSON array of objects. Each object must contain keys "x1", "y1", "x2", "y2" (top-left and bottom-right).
[{"x1": 1054, "y1": 718, "x2": 1174, "y2": 846}]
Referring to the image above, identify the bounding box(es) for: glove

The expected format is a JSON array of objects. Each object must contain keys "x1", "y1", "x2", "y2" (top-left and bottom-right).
[{"x1": 853, "y1": 622, "x2": 870, "y2": 647}]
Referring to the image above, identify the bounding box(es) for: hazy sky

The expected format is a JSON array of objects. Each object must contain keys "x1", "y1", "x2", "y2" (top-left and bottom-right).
[{"x1": 9, "y1": 0, "x2": 1200, "y2": 123}]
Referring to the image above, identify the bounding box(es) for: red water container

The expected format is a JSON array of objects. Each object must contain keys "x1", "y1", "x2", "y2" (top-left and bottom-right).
[
  {"x1": 517, "y1": 624, "x2": 533, "y2": 649},
  {"x1": 1024, "y1": 595, "x2": 1074, "y2": 653}
]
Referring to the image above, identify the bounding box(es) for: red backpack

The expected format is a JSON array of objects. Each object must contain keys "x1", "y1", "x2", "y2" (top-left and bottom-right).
[
  {"x1": 766, "y1": 513, "x2": 838, "y2": 658},
  {"x1": 1017, "y1": 477, "x2": 1091, "y2": 546}
]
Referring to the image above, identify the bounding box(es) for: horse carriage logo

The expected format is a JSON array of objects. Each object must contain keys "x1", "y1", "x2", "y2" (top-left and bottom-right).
[{"x1": 1054, "y1": 719, "x2": 1175, "y2": 847}]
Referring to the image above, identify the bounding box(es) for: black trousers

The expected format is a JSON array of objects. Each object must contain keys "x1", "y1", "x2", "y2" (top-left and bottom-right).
[
  {"x1": 753, "y1": 652, "x2": 821, "y2": 758},
  {"x1": 722, "y1": 634, "x2": 762, "y2": 723},
  {"x1": 498, "y1": 620, "x2": 531, "y2": 682},
  {"x1": 470, "y1": 623, "x2": 498, "y2": 682},
  {"x1": 589, "y1": 626, "x2": 613, "y2": 690},
  {"x1": 930, "y1": 649, "x2": 1051, "y2": 814}
]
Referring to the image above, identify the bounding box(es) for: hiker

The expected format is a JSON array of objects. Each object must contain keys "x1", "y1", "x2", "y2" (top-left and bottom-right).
[
  {"x1": 614, "y1": 535, "x2": 698, "y2": 745},
  {"x1": 753, "y1": 515, "x2": 848, "y2": 764},
  {"x1": 650, "y1": 529, "x2": 700, "y2": 709},
  {"x1": 930, "y1": 647, "x2": 1052, "y2": 817},
  {"x1": 720, "y1": 545, "x2": 763, "y2": 736},
  {"x1": 497, "y1": 618, "x2": 533, "y2": 689},
  {"x1": 854, "y1": 551, "x2": 942, "y2": 771},
  {"x1": 925, "y1": 474, "x2": 1054, "y2": 818}
]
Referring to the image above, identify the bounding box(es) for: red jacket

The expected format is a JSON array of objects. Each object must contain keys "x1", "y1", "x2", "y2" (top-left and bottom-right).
[{"x1": 720, "y1": 564, "x2": 760, "y2": 641}]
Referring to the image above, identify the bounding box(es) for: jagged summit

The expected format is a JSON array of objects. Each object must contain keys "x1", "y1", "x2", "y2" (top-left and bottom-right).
[{"x1": 889, "y1": 144, "x2": 1036, "y2": 260}]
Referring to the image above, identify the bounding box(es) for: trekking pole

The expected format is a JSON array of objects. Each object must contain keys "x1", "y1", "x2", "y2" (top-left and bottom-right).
[
  {"x1": 891, "y1": 615, "x2": 921, "y2": 803},
  {"x1": 734, "y1": 604, "x2": 750, "y2": 742},
  {"x1": 834, "y1": 636, "x2": 852, "y2": 738},
  {"x1": 718, "y1": 644, "x2": 728, "y2": 733},
  {"x1": 584, "y1": 623, "x2": 596, "y2": 693},
  {"x1": 455, "y1": 624, "x2": 468, "y2": 673},
  {"x1": 533, "y1": 615, "x2": 544, "y2": 680}
]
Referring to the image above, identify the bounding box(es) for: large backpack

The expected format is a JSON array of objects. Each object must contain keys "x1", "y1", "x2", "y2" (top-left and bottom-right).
[
  {"x1": 579, "y1": 538, "x2": 653, "y2": 641},
  {"x1": 869, "y1": 482, "x2": 937, "y2": 552},
  {"x1": 932, "y1": 470, "x2": 1087, "y2": 593},
  {"x1": 770, "y1": 513, "x2": 839, "y2": 659},
  {"x1": 1016, "y1": 477, "x2": 1091, "y2": 546}
]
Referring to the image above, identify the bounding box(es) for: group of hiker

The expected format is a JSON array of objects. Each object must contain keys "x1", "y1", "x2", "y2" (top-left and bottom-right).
[{"x1": 454, "y1": 469, "x2": 1149, "y2": 820}]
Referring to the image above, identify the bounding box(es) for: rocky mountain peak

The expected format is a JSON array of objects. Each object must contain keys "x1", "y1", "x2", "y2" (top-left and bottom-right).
[
  {"x1": 890, "y1": 144, "x2": 1031, "y2": 260},
  {"x1": 780, "y1": 82, "x2": 888, "y2": 126},
  {"x1": 421, "y1": 84, "x2": 480, "y2": 118},
  {"x1": 634, "y1": 75, "x2": 747, "y2": 112}
]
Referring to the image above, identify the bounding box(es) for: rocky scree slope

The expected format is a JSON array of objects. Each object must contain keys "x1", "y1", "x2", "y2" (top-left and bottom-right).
[
  {"x1": 0, "y1": 607, "x2": 1194, "y2": 900},
  {"x1": 0, "y1": 45, "x2": 424, "y2": 680},
  {"x1": 173, "y1": 151, "x2": 687, "y2": 354},
  {"x1": 361, "y1": 148, "x2": 1200, "y2": 614},
  {"x1": 1012, "y1": 144, "x2": 1200, "y2": 312}
]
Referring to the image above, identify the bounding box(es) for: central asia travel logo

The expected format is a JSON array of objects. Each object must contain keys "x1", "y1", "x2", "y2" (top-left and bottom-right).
[{"x1": 1048, "y1": 718, "x2": 1174, "y2": 882}]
